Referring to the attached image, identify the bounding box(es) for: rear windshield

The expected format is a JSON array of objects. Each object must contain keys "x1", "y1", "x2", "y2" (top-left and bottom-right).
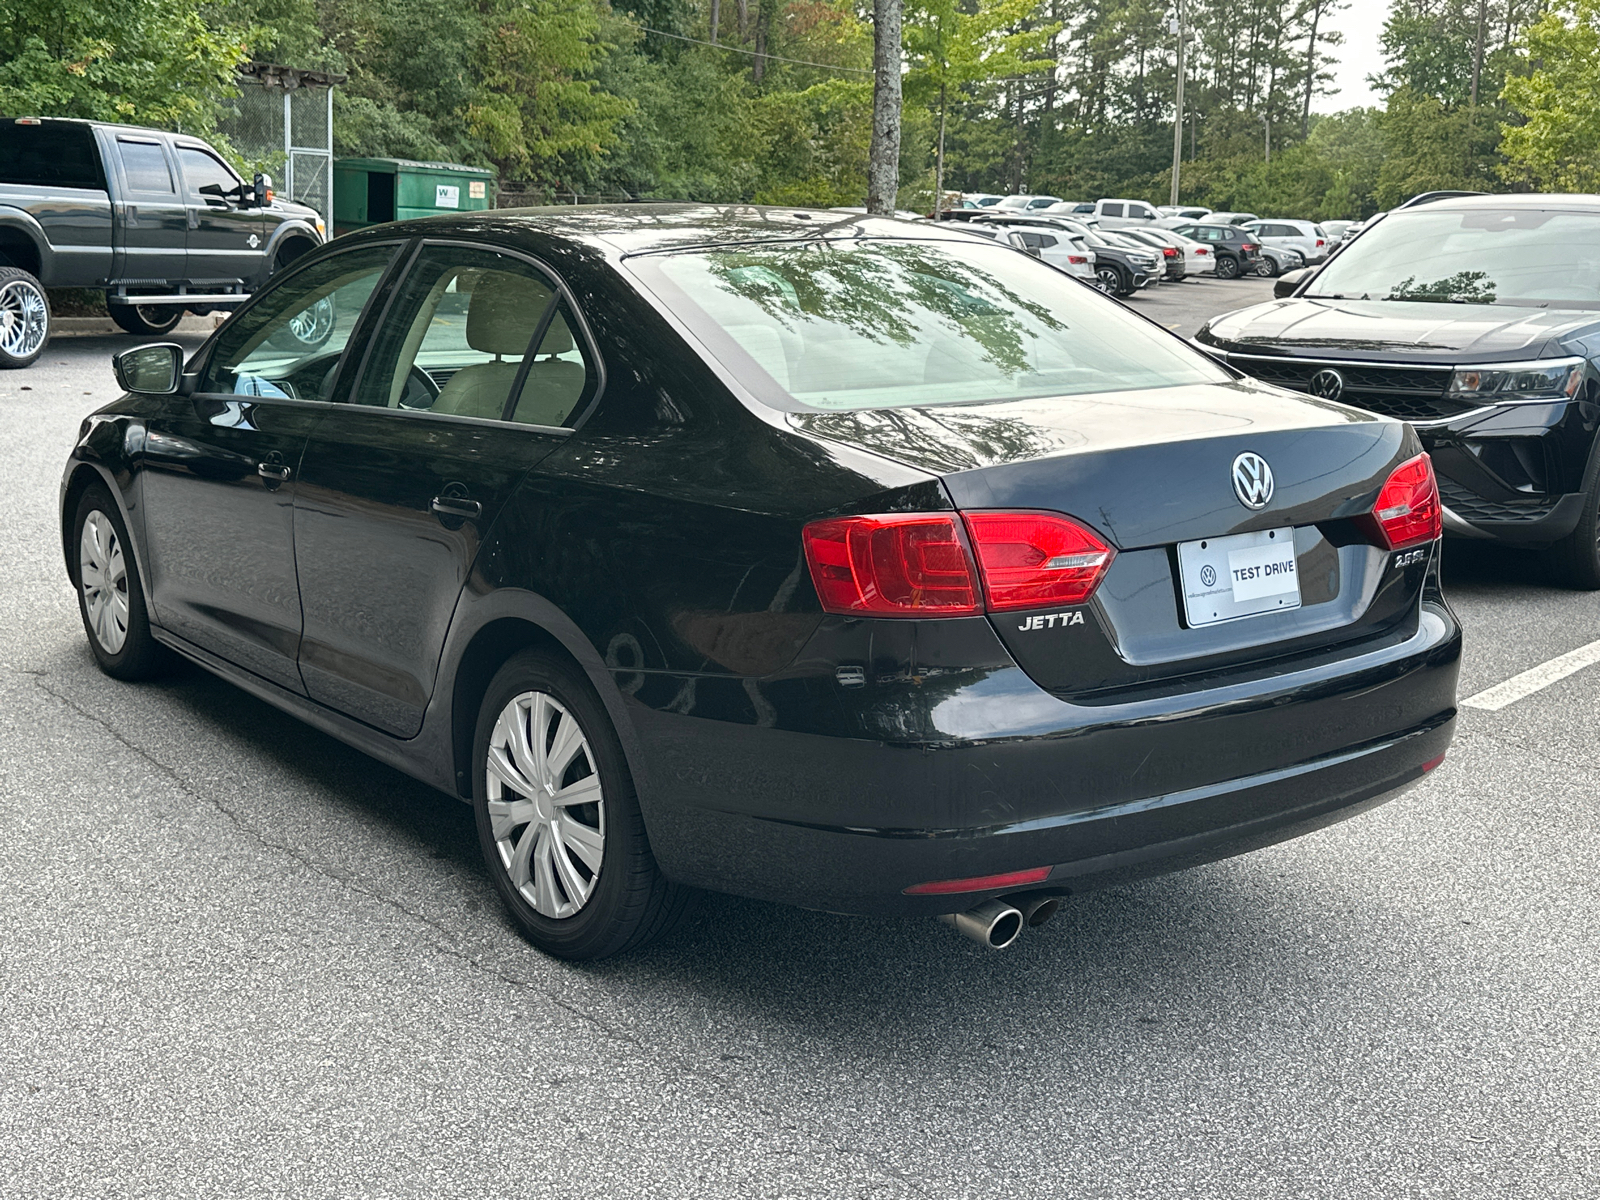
[
  {"x1": 1309, "y1": 208, "x2": 1600, "y2": 306},
  {"x1": 628, "y1": 239, "x2": 1227, "y2": 412},
  {"x1": 0, "y1": 121, "x2": 104, "y2": 189}
]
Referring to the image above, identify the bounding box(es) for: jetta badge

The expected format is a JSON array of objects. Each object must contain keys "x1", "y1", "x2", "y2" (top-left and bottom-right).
[
  {"x1": 1309, "y1": 368, "x2": 1345, "y2": 402},
  {"x1": 1232, "y1": 452, "x2": 1275, "y2": 509}
]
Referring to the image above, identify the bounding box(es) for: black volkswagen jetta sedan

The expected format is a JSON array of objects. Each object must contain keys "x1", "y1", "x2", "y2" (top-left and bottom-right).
[
  {"x1": 61, "y1": 207, "x2": 1459, "y2": 958},
  {"x1": 1196, "y1": 194, "x2": 1600, "y2": 588}
]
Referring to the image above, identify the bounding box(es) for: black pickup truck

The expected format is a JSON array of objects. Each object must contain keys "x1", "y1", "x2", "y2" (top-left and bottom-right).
[{"x1": 0, "y1": 117, "x2": 326, "y2": 368}]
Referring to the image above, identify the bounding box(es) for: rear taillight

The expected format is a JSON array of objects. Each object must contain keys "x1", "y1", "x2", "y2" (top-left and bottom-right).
[
  {"x1": 1067, "y1": 254, "x2": 1089, "y2": 264},
  {"x1": 1240, "y1": 242, "x2": 1258, "y2": 252},
  {"x1": 1195, "y1": 247, "x2": 1208, "y2": 255},
  {"x1": 1363, "y1": 453, "x2": 1442, "y2": 550},
  {"x1": 963, "y1": 512, "x2": 1115, "y2": 611},
  {"x1": 1162, "y1": 247, "x2": 1177, "y2": 258},
  {"x1": 802, "y1": 515, "x2": 981, "y2": 616},
  {"x1": 802, "y1": 511, "x2": 1115, "y2": 616},
  {"x1": 1316, "y1": 239, "x2": 1325, "y2": 247}
]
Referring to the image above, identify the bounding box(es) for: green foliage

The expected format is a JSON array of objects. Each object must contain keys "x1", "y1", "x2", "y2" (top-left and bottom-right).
[
  {"x1": 1499, "y1": 0, "x2": 1600, "y2": 191},
  {"x1": 0, "y1": 0, "x2": 250, "y2": 132}
]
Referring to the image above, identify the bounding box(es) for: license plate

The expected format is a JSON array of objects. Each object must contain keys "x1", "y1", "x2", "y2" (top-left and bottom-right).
[{"x1": 1177, "y1": 528, "x2": 1301, "y2": 627}]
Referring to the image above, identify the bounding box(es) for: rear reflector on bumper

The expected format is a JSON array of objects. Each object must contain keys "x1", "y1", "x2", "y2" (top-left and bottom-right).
[{"x1": 903, "y1": 866, "x2": 1053, "y2": 895}]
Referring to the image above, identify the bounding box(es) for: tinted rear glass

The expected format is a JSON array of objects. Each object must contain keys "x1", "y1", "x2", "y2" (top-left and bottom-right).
[
  {"x1": 628, "y1": 240, "x2": 1228, "y2": 413},
  {"x1": 0, "y1": 122, "x2": 103, "y2": 189},
  {"x1": 1310, "y1": 208, "x2": 1600, "y2": 305}
]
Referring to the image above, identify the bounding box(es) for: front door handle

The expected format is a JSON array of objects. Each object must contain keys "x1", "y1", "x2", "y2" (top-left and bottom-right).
[
  {"x1": 258, "y1": 462, "x2": 291, "y2": 481},
  {"x1": 430, "y1": 494, "x2": 482, "y2": 520}
]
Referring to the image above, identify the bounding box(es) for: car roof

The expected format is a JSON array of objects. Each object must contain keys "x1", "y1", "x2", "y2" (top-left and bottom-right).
[
  {"x1": 1387, "y1": 192, "x2": 1600, "y2": 214},
  {"x1": 330, "y1": 203, "x2": 1004, "y2": 257}
]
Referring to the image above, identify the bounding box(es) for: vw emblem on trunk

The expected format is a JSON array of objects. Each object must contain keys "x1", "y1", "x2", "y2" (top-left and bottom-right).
[
  {"x1": 1232, "y1": 452, "x2": 1275, "y2": 509},
  {"x1": 1309, "y1": 368, "x2": 1346, "y2": 402}
]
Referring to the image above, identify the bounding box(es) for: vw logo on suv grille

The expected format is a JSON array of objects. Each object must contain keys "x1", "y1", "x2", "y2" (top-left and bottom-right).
[
  {"x1": 1309, "y1": 368, "x2": 1346, "y2": 402},
  {"x1": 1232, "y1": 452, "x2": 1275, "y2": 509}
]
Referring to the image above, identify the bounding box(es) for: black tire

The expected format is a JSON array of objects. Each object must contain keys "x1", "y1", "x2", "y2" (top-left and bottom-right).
[
  {"x1": 471, "y1": 649, "x2": 692, "y2": 960},
  {"x1": 1256, "y1": 257, "x2": 1280, "y2": 277},
  {"x1": 109, "y1": 303, "x2": 183, "y2": 336},
  {"x1": 1544, "y1": 448, "x2": 1600, "y2": 589},
  {"x1": 1216, "y1": 255, "x2": 1242, "y2": 280},
  {"x1": 1094, "y1": 265, "x2": 1124, "y2": 295},
  {"x1": 0, "y1": 266, "x2": 51, "y2": 368},
  {"x1": 72, "y1": 485, "x2": 173, "y2": 680}
]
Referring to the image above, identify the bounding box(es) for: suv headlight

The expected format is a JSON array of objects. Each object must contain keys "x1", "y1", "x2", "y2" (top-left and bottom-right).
[{"x1": 1446, "y1": 357, "x2": 1585, "y2": 403}]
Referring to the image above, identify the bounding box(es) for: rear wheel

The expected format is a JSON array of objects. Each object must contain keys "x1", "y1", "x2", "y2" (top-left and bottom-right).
[
  {"x1": 471, "y1": 650, "x2": 692, "y2": 960},
  {"x1": 0, "y1": 267, "x2": 50, "y2": 368},
  {"x1": 1216, "y1": 255, "x2": 1241, "y2": 280},
  {"x1": 72, "y1": 485, "x2": 172, "y2": 680},
  {"x1": 110, "y1": 304, "x2": 183, "y2": 336},
  {"x1": 1544, "y1": 451, "x2": 1600, "y2": 589},
  {"x1": 1255, "y1": 256, "x2": 1280, "y2": 277}
]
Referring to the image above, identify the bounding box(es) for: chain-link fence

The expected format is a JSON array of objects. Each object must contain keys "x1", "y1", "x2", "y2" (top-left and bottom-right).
[
  {"x1": 497, "y1": 187, "x2": 643, "y2": 208},
  {"x1": 214, "y1": 64, "x2": 341, "y2": 221}
]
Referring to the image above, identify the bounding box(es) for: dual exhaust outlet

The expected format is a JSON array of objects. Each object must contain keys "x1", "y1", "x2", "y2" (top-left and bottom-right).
[{"x1": 938, "y1": 894, "x2": 1061, "y2": 949}]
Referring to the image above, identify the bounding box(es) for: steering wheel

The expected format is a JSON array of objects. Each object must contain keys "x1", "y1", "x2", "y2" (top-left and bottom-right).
[{"x1": 397, "y1": 364, "x2": 442, "y2": 410}]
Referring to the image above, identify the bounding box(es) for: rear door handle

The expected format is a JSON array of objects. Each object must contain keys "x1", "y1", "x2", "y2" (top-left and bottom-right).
[
  {"x1": 430, "y1": 495, "x2": 482, "y2": 520},
  {"x1": 258, "y1": 462, "x2": 291, "y2": 481}
]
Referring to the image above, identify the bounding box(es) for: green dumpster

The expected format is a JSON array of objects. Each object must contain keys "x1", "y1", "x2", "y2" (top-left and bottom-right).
[{"x1": 333, "y1": 157, "x2": 496, "y2": 235}]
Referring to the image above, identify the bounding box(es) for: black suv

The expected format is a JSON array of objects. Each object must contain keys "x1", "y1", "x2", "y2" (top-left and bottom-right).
[
  {"x1": 1170, "y1": 222, "x2": 1261, "y2": 279},
  {"x1": 1195, "y1": 194, "x2": 1600, "y2": 587}
]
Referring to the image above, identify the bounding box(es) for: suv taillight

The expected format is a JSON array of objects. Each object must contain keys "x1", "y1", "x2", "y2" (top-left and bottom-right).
[
  {"x1": 1240, "y1": 242, "x2": 1258, "y2": 252},
  {"x1": 1162, "y1": 247, "x2": 1177, "y2": 258},
  {"x1": 1363, "y1": 453, "x2": 1442, "y2": 550},
  {"x1": 802, "y1": 512, "x2": 1115, "y2": 616}
]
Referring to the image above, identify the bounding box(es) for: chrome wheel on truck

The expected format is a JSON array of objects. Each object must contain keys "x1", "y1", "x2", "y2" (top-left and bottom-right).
[{"x1": 0, "y1": 268, "x2": 50, "y2": 367}]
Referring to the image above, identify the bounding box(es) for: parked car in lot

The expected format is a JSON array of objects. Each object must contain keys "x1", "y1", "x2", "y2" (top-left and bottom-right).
[
  {"x1": 0, "y1": 116, "x2": 326, "y2": 367},
  {"x1": 1321, "y1": 219, "x2": 1357, "y2": 244},
  {"x1": 1253, "y1": 243, "x2": 1305, "y2": 278},
  {"x1": 983, "y1": 221, "x2": 1098, "y2": 283},
  {"x1": 1043, "y1": 201, "x2": 1098, "y2": 218},
  {"x1": 972, "y1": 213, "x2": 1159, "y2": 295},
  {"x1": 1168, "y1": 221, "x2": 1262, "y2": 278},
  {"x1": 996, "y1": 194, "x2": 1064, "y2": 212},
  {"x1": 1091, "y1": 198, "x2": 1162, "y2": 228},
  {"x1": 1158, "y1": 205, "x2": 1213, "y2": 220},
  {"x1": 64, "y1": 206, "x2": 1457, "y2": 958},
  {"x1": 1197, "y1": 193, "x2": 1600, "y2": 587},
  {"x1": 1245, "y1": 219, "x2": 1330, "y2": 264},
  {"x1": 1119, "y1": 227, "x2": 1203, "y2": 280}
]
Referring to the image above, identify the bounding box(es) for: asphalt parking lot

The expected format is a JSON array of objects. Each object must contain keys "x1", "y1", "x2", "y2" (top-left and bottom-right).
[{"x1": 3, "y1": 300, "x2": 1598, "y2": 1198}]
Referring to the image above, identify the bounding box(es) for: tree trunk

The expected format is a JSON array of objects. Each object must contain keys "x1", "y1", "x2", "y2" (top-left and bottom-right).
[
  {"x1": 710, "y1": 0, "x2": 720, "y2": 45},
  {"x1": 737, "y1": 0, "x2": 748, "y2": 41},
  {"x1": 1301, "y1": 0, "x2": 1322, "y2": 139},
  {"x1": 934, "y1": 83, "x2": 947, "y2": 219},
  {"x1": 753, "y1": 0, "x2": 767, "y2": 82},
  {"x1": 866, "y1": 0, "x2": 903, "y2": 215},
  {"x1": 1470, "y1": 0, "x2": 1487, "y2": 106}
]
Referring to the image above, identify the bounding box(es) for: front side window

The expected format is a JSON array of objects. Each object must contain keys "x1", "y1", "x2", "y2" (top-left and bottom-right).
[
  {"x1": 1309, "y1": 207, "x2": 1600, "y2": 306},
  {"x1": 198, "y1": 244, "x2": 397, "y2": 399},
  {"x1": 177, "y1": 147, "x2": 239, "y2": 199},
  {"x1": 354, "y1": 244, "x2": 595, "y2": 427},
  {"x1": 118, "y1": 140, "x2": 174, "y2": 194},
  {"x1": 628, "y1": 239, "x2": 1228, "y2": 413}
]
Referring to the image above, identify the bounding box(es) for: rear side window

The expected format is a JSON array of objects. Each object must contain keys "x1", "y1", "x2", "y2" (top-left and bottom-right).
[
  {"x1": 118, "y1": 140, "x2": 174, "y2": 194},
  {"x1": 1101, "y1": 203, "x2": 1124, "y2": 218},
  {"x1": 0, "y1": 122, "x2": 103, "y2": 189}
]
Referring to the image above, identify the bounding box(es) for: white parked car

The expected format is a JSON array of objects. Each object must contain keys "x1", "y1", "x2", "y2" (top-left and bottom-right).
[
  {"x1": 1042, "y1": 201, "x2": 1098, "y2": 218},
  {"x1": 962, "y1": 193, "x2": 1005, "y2": 208},
  {"x1": 1244, "y1": 219, "x2": 1330, "y2": 264},
  {"x1": 1120, "y1": 227, "x2": 1214, "y2": 277},
  {"x1": 985, "y1": 221, "x2": 1097, "y2": 283},
  {"x1": 995, "y1": 194, "x2": 1064, "y2": 212},
  {"x1": 1321, "y1": 219, "x2": 1356, "y2": 243},
  {"x1": 1202, "y1": 210, "x2": 1259, "y2": 227},
  {"x1": 1092, "y1": 198, "x2": 1161, "y2": 228},
  {"x1": 1157, "y1": 205, "x2": 1213, "y2": 220}
]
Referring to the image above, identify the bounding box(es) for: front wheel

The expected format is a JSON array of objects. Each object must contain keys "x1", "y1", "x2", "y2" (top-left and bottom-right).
[
  {"x1": 72, "y1": 485, "x2": 173, "y2": 679},
  {"x1": 472, "y1": 650, "x2": 692, "y2": 960},
  {"x1": 0, "y1": 267, "x2": 51, "y2": 368},
  {"x1": 110, "y1": 303, "x2": 183, "y2": 336},
  {"x1": 1095, "y1": 265, "x2": 1126, "y2": 295},
  {"x1": 1255, "y1": 257, "x2": 1280, "y2": 277},
  {"x1": 1215, "y1": 255, "x2": 1241, "y2": 280}
]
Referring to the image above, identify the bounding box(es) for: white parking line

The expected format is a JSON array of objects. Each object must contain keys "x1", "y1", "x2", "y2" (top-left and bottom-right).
[{"x1": 1462, "y1": 638, "x2": 1600, "y2": 711}]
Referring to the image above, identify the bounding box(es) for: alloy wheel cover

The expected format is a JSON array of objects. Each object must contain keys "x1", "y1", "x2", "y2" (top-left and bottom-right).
[
  {"x1": 79, "y1": 511, "x2": 130, "y2": 654},
  {"x1": 485, "y1": 690, "x2": 606, "y2": 919},
  {"x1": 0, "y1": 279, "x2": 48, "y2": 358}
]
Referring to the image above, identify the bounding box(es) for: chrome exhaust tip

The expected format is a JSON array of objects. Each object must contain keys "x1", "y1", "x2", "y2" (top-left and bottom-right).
[
  {"x1": 938, "y1": 900, "x2": 1024, "y2": 949},
  {"x1": 1012, "y1": 894, "x2": 1062, "y2": 928}
]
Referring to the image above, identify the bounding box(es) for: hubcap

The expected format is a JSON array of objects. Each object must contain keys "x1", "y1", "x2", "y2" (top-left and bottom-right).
[
  {"x1": 79, "y1": 511, "x2": 130, "y2": 654},
  {"x1": 485, "y1": 691, "x2": 605, "y2": 919},
  {"x1": 0, "y1": 279, "x2": 48, "y2": 358}
]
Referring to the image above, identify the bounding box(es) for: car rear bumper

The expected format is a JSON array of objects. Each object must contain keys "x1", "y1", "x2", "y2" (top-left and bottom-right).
[{"x1": 625, "y1": 601, "x2": 1461, "y2": 916}]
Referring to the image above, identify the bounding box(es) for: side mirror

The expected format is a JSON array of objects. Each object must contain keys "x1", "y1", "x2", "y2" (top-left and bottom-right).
[
  {"x1": 253, "y1": 172, "x2": 274, "y2": 208},
  {"x1": 113, "y1": 343, "x2": 183, "y2": 395},
  {"x1": 198, "y1": 182, "x2": 232, "y2": 208},
  {"x1": 1274, "y1": 267, "x2": 1312, "y2": 299}
]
